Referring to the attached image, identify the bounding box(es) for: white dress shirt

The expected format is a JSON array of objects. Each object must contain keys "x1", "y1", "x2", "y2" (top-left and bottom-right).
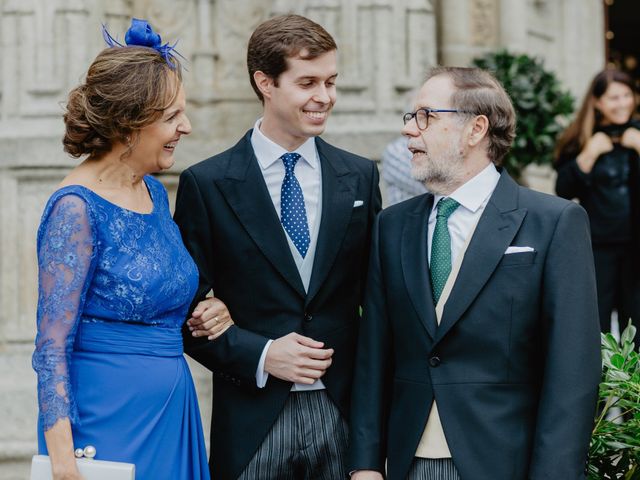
[
  {"x1": 250, "y1": 118, "x2": 325, "y2": 391},
  {"x1": 250, "y1": 119, "x2": 321, "y2": 233},
  {"x1": 427, "y1": 163, "x2": 501, "y2": 265},
  {"x1": 415, "y1": 162, "x2": 500, "y2": 460}
]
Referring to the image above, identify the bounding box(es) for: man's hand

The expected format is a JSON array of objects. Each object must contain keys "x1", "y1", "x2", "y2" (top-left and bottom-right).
[
  {"x1": 264, "y1": 332, "x2": 334, "y2": 384},
  {"x1": 187, "y1": 296, "x2": 234, "y2": 340},
  {"x1": 351, "y1": 471, "x2": 384, "y2": 480}
]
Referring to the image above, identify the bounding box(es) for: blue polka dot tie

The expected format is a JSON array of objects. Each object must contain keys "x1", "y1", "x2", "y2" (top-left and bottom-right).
[
  {"x1": 430, "y1": 197, "x2": 460, "y2": 304},
  {"x1": 280, "y1": 152, "x2": 310, "y2": 258}
]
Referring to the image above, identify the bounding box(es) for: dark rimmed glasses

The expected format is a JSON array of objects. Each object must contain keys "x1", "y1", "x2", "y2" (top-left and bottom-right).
[{"x1": 402, "y1": 108, "x2": 473, "y2": 130}]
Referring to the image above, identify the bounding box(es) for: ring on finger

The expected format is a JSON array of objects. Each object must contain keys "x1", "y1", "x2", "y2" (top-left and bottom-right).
[{"x1": 212, "y1": 316, "x2": 219, "y2": 324}]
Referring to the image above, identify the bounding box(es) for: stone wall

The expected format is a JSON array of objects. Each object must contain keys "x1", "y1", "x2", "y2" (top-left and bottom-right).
[
  {"x1": 0, "y1": 1, "x2": 602, "y2": 477},
  {"x1": 438, "y1": 0, "x2": 605, "y2": 193}
]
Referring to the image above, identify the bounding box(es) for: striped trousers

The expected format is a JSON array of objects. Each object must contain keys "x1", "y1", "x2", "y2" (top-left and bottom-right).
[
  {"x1": 237, "y1": 390, "x2": 348, "y2": 480},
  {"x1": 407, "y1": 458, "x2": 460, "y2": 480}
]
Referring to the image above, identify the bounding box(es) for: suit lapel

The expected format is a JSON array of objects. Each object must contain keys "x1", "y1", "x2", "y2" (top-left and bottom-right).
[
  {"x1": 306, "y1": 138, "x2": 359, "y2": 305},
  {"x1": 435, "y1": 171, "x2": 526, "y2": 343},
  {"x1": 215, "y1": 132, "x2": 306, "y2": 297},
  {"x1": 402, "y1": 194, "x2": 437, "y2": 339}
]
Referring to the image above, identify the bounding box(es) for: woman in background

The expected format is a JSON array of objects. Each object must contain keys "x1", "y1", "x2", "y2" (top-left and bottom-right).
[
  {"x1": 32, "y1": 19, "x2": 230, "y2": 480},
  {"x1": 555, "y1": 68, "x2": 640, "y2": 332}
]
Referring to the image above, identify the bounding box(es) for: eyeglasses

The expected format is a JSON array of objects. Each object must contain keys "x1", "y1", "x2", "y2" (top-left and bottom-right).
[{"x1": 402, "y1": 108, "x2": 473, "y2": 130}]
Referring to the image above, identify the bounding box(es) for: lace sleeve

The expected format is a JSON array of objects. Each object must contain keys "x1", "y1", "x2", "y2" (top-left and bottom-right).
[{"x1": 32, "y1": 193, "x2": 97, "y2": 431}]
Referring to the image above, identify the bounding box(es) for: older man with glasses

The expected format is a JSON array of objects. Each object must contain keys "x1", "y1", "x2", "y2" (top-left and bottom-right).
[{"x1": 348, "y1": 66, "x2": 600, "y2": 480}]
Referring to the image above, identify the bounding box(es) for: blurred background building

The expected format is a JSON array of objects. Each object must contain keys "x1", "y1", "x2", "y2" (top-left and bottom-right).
[
  {"x1": 605, "y1": 0, "x2": 640, "y2": 87},
  {"x1": 0, "y1": 0, "x2": 617, "y2": 477}
]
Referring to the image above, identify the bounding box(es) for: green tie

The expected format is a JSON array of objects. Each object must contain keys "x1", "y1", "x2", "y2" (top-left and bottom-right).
[{"x1": 430, "y1": 197, "x2": 460, "y2": 304}]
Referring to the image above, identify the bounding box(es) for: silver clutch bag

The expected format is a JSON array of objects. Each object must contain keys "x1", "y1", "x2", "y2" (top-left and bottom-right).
[{"x1": 30, "y1": 449, "x2": 135, "y2": 480}]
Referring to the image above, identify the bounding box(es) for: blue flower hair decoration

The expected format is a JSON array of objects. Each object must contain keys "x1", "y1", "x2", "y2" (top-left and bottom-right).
[{"x1": 102, "y1": 18, "x2": 184, "y2": 69}]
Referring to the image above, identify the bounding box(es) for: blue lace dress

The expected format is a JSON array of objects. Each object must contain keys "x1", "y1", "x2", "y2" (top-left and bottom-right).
[{"x1": 32, "y1": 176, "x2": 210, "y2": 480}]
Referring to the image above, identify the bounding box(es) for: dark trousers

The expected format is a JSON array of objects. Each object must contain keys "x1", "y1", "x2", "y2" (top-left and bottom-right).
[
  {"x1": 407, "y1": 458, "x2": 460, "y2": 480},
  {"x1": 593, "y1": 243, "x2": 640, "y2": 332},
  {"x1": 237, "y1": 390, "x2": 348, "y2": 480}
]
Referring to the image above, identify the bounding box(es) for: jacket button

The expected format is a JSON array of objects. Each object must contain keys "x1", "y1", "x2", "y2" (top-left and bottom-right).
[
  {"x1": 429, "y1": 356, "x2": 441, "y2": 367},
  {"x1": 304, "y1": 312, "x2": 313, "y2": 322}
]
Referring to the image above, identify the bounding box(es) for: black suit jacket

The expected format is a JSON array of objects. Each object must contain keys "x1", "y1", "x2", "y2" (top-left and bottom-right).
[
  {"x1": 348, "y1": 171, "x2": 600, "y2": 480},
  {"x1": 174, "y1": 130, "x2": 381, "y2": 480}
]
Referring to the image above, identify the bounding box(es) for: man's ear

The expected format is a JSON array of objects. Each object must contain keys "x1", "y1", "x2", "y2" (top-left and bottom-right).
[
  {"x1": 468, "y1": 114, "x2": 490, "y2": 147},
  {"x1": 254, "y1": 71, "x2": 274, "y2": 100}
]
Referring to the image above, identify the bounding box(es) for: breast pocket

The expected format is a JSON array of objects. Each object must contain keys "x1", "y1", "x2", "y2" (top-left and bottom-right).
[
  {"x1": 499, "y1": 251, "x2": 537, "y2": 267},
  {"x1": 348, "y1": 205, "x2": 367, "y2": 225}
]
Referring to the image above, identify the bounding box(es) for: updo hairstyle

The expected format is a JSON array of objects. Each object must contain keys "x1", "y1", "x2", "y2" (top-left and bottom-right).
[{"x1": 63, "y1": 46, "x2": 183, "y2": 159}]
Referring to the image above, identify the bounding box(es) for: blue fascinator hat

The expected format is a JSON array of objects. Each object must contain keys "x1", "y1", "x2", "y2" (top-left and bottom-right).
[{"x1": 102, "y1": 18, "x2": 183, "y2": 69}]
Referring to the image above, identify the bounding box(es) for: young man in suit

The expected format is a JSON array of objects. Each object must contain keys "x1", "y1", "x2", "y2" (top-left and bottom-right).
[
  {"x1": 348, "y1": 67, "x2": 601, "y2": 480},
  {"x1": 174, "y1": 14, "x2": 381, "y2": 480}
]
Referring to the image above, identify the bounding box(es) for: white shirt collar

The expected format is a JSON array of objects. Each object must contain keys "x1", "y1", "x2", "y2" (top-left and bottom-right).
[
  {"x1": 433, "y1": 163, "x2": 500, "y2": 213},
  {"x1": 251, "y1": 118, "x2": 318, "y2": 170}
]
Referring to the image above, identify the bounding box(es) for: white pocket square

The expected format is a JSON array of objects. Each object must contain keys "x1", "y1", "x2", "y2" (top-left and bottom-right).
[
  {"x1": 353, "y1": 200, "x2": 364, "y2": 208},
  {"x1": 505, "y1": 246, "x2": 535, "y2": 254}
]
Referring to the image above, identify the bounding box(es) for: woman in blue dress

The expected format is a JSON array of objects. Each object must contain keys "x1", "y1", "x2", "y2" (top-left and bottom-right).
[{"x1": 32, "y1": 20, "x2": 231, "y2": 480}]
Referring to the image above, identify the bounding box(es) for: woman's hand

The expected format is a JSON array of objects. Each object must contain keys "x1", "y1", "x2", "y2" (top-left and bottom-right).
[
  {"x1": 44, "y1": 418, "x2": 84, "y2": 480},
  {"x1": 187, "y1": 296, "x2": 234, "y2": 340},
  {"x1": 51, "y1": 461, "x2": 83, "y2": 480},
  {"x1": 621, "y1": 127, "x2": 640, "y2": 154},
  {"x1": 577, "y1": 132, "x2": 614, "y2": 173}
]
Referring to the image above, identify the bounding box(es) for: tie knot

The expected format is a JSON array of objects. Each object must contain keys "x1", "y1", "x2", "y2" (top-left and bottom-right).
[
  {"x1": 436, "y1": 197, "x2": 460, "y2": 219},
  {"x1": 281, "y1": 152, "x2": 301, "y2": 171}
]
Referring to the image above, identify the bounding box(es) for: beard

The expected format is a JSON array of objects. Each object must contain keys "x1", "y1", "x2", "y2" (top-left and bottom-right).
[{"x1": 411, "y1": 139, "x2": 466, "y2": 195}]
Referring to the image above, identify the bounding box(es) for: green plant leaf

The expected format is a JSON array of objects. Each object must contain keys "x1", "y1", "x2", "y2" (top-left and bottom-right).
[
  {"x1": 621, "y1": 322, "x2": 637, "y2": 345},
  {"x1": 605, "y1": 440, "x2": 633, "y2": 450},
  {"x1": 604, "y1": 332, "x2": 620, "y2": 351},
  {"x1": 608, "y1": 370, "x2": 631, "y2": 382},
  {"x1": 611, "y1": 354, "x2": 626, "y2": 369},
  {"x1": 589, "y1": 320, "x2": 640, "y2": 477}
]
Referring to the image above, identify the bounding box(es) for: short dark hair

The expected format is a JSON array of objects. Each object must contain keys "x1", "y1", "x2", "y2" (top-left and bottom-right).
[
  {"x1": 63, "y1": 46, "x2": 182, "y2": 159},
  {"x1": 247, "y1": 14, "x2": 337, "y2": 103},
  {"x1": 427, "y1": 66, "x2": 516, "y2": 165}
]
